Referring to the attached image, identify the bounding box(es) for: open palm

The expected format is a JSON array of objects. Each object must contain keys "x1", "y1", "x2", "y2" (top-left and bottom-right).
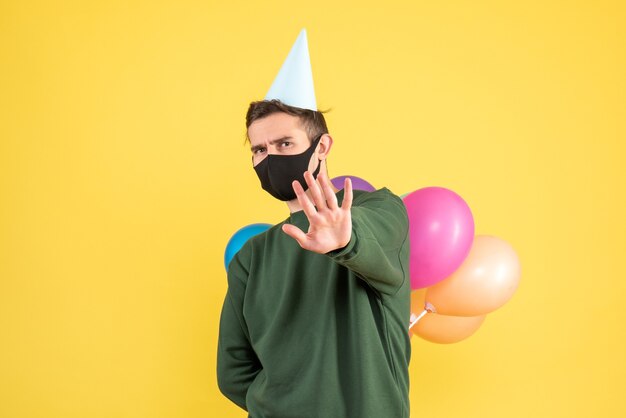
[{"x1": 282, "y1": 170, "x2": 353, "y2": 254}]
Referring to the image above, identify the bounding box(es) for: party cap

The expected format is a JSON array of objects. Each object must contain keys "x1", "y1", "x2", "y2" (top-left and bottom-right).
[{"x1": 264, "y1": 29, "x2": 317, "y2": 111}]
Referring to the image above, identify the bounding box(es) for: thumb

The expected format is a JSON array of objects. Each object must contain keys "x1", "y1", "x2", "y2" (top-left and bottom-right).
[{"x1": 282, "y1": 224, "x2": 308, "y2": 249}]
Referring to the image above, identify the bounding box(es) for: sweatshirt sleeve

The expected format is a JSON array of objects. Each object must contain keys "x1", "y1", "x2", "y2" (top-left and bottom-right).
[
  {"x1": 216, "y1": 245, "x2": 262, "y2": 411},
  {"x1": 325, "y1": 188, "x2": 410, "y2": 296}
]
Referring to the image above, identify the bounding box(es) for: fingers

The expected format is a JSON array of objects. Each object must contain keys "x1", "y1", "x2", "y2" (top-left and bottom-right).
[
  {"x1": 341, "y1": 177, "x2": 353, "y2": 211},
  {"x1": 293, "y1": 179, "x2": 320, "y2": 222},
  {"x1": 304, "y1": 171, "x2": 328, "y2": 211},
  {"x1": 318, "y1": 171, "x2": 339, "y2": 210},
  {"x1": 293, "y1": 170, "x2": 343, "y2": 221}
]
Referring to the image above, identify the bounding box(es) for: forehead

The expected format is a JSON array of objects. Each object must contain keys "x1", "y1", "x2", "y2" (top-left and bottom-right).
[{"x1": 247, "y1": 112, "x2": 307, "y2": 144}]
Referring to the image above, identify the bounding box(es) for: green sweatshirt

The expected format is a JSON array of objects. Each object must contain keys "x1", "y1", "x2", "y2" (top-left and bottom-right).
[{"x1": 217, "y1": 187, "x2": 411, "y2": 418}]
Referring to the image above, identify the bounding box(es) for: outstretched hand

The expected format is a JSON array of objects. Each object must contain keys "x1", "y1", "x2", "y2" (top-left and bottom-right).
[{"x1": 281, "y1": 170, "x2": 353, "y2": 254}]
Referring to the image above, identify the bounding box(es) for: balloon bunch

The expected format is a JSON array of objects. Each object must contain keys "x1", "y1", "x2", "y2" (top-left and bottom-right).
[
  {"x1": 403, "y1": 187, "x2": 521, "y2": 344},
  {"x1": 223, "y1": 176, "x2": 521, "y2": 345}
]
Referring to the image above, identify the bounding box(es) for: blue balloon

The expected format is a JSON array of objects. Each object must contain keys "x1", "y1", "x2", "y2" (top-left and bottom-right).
[{"x1": 224, "y1": 223, "x2": 272, "y2": 271}]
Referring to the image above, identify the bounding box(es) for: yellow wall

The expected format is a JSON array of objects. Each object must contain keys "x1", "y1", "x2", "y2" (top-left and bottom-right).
[{"x1": 1, "y1": 1, "x2": 624, "y2": 417}]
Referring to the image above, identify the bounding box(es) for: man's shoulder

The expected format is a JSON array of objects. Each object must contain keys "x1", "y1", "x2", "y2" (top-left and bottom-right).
[
  {"x1": 229, "y1": 224, "x2": 272, "y2": 260},
  {"x1": 234, "y1": 221, "x2": 287, "y2": 259},
  {"x1": 353, "y1": 186, "x2": 403, "y2": 206},
  {"x1": 239, "y1": 223, "x2": 281, "y2": 250}
]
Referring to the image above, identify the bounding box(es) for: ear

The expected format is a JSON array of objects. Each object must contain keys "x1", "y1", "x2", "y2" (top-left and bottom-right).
[{"x1": 317, "y1": 134, "x2": 333, "y2": 160}]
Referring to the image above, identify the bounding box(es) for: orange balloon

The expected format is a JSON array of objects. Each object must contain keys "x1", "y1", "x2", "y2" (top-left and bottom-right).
[
  {"x1": 425, "y1": 235, "x2": 521, "y2": 316},
  {"x1": 413, "y1": 312, "x2": 486, "y2": 344},
  {"x1": 409, "y1": 289, "x2": 485, "y2": 343}
]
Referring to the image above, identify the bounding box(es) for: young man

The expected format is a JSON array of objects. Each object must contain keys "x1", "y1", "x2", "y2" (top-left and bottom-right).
[{"x1": 217, "y1": 30, "x2": 411, "y2": 418}]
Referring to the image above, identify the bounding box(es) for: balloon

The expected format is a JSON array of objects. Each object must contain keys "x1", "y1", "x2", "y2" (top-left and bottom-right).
[
  {"x1": 413, "y1": 311, "x2": 486, "y2": 344},
  {"x1": 425, "y1": 235, "x2": 521, "y2": 316},
  {"x1": 409, "y1": 289, "x2": 485, "y2": 344},
  {"x1": 331, "y1": 175, "x2": 376, "y2": 192},
  {"x1": 403, "y1": 187, "x2": 475, "y2": 289},
  {"x1": 224, "y1": 223, "x2": 272, "y2": 271}
]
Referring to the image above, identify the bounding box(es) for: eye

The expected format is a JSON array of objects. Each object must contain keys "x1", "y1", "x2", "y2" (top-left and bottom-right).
[
  {"x1": 254, "y1": 147, "x2": 266, "y2": 155},
  {"x1": 279, "y1": 141, "x2": 291, "y2": 147}
]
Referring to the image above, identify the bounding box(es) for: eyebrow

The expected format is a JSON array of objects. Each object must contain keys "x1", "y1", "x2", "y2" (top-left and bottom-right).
[{"x1": 250, "y1": 136, "x2": 294, "y2": 153}]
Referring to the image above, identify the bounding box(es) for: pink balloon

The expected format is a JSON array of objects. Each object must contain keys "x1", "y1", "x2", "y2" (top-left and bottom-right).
[{"x1": 403, "y1": 187, "x2": 474, "y2": 289}]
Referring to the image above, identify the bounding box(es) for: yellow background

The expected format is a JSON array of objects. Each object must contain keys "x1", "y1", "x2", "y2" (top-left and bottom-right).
[{"x1": 1, "y1": 1, "x2": 625, "y2": 417}]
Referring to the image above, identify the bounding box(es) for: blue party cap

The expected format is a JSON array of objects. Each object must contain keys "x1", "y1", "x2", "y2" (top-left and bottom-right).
[{"x1": 264, "y1": 29, "x2": 317, "y2": 111}]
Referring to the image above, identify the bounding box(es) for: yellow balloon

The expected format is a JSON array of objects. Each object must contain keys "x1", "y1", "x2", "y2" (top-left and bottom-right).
[
  {"x1": 425, "y1": 235, "x2": 521, "y2": 316},
  {"x1": 409, "y1": 289, "x2": 486, "y2": 344}
]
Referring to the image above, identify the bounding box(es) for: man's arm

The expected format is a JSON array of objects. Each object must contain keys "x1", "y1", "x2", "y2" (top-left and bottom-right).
[
  {"x1": 216, "y1": 248, "x2": 261, "y2": 411},
  {"x1": 281, "y1": 170, "x2": 409, "y2": 295},
  {"x1": 325, "y1": 190, "x2": 409, "y2": 295}
]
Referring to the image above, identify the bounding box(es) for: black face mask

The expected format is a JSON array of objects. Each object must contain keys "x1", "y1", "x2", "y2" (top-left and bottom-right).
[{"x1": 253, "y1": 134, "x2": 323, "y2": 201}]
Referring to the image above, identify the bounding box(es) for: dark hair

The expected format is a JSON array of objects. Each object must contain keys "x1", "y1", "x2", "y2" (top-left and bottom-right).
[{"x1": 245, "y1": 99, "x2": 329, "y2": 143}]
